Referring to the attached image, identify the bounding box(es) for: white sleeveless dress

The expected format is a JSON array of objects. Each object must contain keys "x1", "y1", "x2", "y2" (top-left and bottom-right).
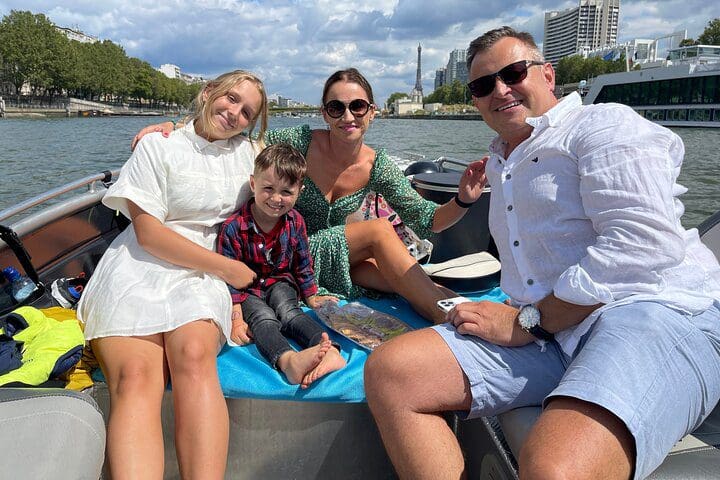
[{"x1": 77, "y1": 123, "x2": 256, "y2": 344}]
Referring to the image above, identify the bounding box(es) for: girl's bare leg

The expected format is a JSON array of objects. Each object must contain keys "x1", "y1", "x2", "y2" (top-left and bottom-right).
[
  {"x1": 346, "y1": 219, "x2": 450, "y2": 323},
  {"x1": 92, "y1": 335, "x2": 168, "y2": 480},
  {"x1": 164, "y1": 320, "x2": 228, "y2": 480}
]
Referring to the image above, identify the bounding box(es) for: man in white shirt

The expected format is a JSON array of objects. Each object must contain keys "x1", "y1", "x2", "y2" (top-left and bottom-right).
[{"x1": 364, "y1": 26, "x2": 720, "y2": 480}]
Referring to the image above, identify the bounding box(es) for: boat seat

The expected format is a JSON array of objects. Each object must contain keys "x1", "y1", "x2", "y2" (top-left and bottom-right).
[
  {"x1": 0, "y1": 387, "x2": 106, "y2": 480},
  {"x1": 497, "y1": 402, "x2": 720, "y2": 477}
]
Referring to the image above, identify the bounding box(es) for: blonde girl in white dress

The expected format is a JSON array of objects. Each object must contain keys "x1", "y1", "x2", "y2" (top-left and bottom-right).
[{"x1": 77, "y1": 70, "x2": 269, "y2": 479}]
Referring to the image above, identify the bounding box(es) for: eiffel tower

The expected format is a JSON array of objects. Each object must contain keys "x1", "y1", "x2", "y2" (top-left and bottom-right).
[{"x1": 410, "y1": 43, "x2": 423, "y2": 103}]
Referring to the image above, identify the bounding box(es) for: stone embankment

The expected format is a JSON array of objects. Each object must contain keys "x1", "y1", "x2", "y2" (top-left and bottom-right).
[{"x1": 1, "y1": 97, "x2": 181, "y2": 119}]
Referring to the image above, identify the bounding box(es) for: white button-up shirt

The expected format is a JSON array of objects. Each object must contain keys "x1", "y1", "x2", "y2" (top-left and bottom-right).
[{"x1": 487, "y1": 92, "x2": 720, "y2": 355}]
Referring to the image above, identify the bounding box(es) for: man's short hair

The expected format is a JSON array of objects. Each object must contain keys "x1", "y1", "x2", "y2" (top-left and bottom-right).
[
  {"x1": 467, "y1": 26, "x2": 544, "y2": 69},
  {"x1": 254, "y1": 143, "x2": 307, "y2": 186}
]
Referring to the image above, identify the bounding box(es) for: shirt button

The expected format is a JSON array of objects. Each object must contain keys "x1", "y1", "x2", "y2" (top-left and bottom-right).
[
  {"x1": 506, "y1": 174, "x2": 511, "y2": 180},
  {"x1": 258, "y1": 243, "x2": 264, "y2": 249},
  {"x1": 507, "y1": 205, "x2": 513, "y2": 211},
  {"x1": 260, "y1": 278, "x2": 265, "y2": 284},
  {"x1": 513, "y1": 240, "x2": 520, "y2": 246},
  {"x1": 527, "y1": 279, "x2": 534, "y2": 285}
]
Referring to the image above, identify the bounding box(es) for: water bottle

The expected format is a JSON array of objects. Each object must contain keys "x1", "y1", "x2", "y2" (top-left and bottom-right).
[{"x1": 2, "y1": 266, "x2": 38, "y2": 302}]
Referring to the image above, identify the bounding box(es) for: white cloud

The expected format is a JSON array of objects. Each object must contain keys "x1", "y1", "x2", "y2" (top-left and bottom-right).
[{"x1": 0, "y1": 1, "x2": 719, "y2": 105}]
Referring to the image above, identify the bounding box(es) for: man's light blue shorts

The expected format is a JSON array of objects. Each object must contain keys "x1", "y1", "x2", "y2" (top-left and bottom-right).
[{"x1": 432, "y1": 301, "x2": 720, "y2": 479}]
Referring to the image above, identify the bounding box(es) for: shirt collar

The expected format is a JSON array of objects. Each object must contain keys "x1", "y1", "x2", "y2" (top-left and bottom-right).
[
  {"x1": 180, "y1": 120, "x2": 233, "y2": 152},
  {"x1": 489, "y1": 92, "x2": 583, "y2": 156},
  {"x1": 525, "y1": 91, "x2": 582, "y2": 130}
]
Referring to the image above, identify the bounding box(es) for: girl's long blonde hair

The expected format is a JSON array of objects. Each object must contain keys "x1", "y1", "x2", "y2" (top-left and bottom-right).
[{"x1": 192, "y1": 70, "x2": 268, "y2": 148}]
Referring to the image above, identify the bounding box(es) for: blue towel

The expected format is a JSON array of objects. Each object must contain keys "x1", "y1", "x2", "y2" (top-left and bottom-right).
[{"x1": 217, "y1": 287, "x2": 508, "y2": 403}]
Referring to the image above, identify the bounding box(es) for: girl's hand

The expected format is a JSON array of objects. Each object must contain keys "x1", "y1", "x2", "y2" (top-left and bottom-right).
[
  {"x1": 218, "y1": 258, "x2": 257, "y2": 290},
  {"x1": 131, "y1": 121, "x2": 175, "y2": 150},
  {"x1": 306, "y1": 294, "x2": 338, "y2": 309},
  {"x1": 230, "y1": 309, "x2": 253, "y2": 345},
  {"x1": 457, "y1": 157, "x2": 488, "y2": 205}
]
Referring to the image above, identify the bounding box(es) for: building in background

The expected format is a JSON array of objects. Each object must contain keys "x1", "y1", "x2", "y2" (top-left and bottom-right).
[
  {"x1": 434, "y1": 69, "x2": 446, "y2": 90},
  {"x1": 158, "y1": 64, "x2": 205, "y2": 85},
  {"x1": 433, "y1": 48, "x2": 468, "y2": 90},
  {"x1": 544, "y1": 0, "x2": 620, "y2": 66},
  {"x1": 55, "y1": 25, "x2": 98, "y2": 44}
]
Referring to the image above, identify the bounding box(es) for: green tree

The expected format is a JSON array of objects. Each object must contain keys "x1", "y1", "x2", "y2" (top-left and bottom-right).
[
  {"x1": 555, "y1": 54, "x2": 626, "y2": 85},
  {"x1": 0, "y1": 10, "x2": 64, "y2": 99},
  {"x1": 679, "y1": 38, "x2": 699, "y2": 47},
  {"x1": 386, "y1": 92, "x2": 407, "y2": 111},
  {"x1": 698, "y1": 18, "x2": 720, "y2": 45}
]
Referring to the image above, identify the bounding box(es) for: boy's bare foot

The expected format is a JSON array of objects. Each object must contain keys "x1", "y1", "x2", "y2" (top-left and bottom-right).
[
  {"x1": 301, "y1": 343, "x2": 346, "y2": 389},
  {"x1": 278, "y1": 335, "x2": 332, "y2": 385}
]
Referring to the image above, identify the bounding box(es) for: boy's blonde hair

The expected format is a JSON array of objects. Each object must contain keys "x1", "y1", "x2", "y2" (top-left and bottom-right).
[
  {"x1": 193, "y1": 70, "x2": 268, "y2": 148},
  {"x1": 254, "y1": 143, "x2": 307, "y2": 186}
]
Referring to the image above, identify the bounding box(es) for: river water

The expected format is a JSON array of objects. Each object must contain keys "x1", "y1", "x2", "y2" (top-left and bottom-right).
[{"x1": 1, "y1": 116, "x2": 719, "y2": 228}]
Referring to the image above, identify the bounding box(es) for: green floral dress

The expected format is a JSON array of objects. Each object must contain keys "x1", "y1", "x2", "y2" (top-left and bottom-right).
[{"x1": 266, "y1": 124, "x2": 438, "y2": 298}]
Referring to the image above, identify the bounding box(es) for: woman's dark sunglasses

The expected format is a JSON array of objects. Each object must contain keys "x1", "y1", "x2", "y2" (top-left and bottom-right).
[
  {"x1": 323, "y1": 99, "x2": 373, "y2": 118},
  {"x1": 467, "y1": 60, "x2": 545, "y2": 98}
]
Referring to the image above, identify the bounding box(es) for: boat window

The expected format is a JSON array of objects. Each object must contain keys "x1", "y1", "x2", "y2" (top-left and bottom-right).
[
  {"x1": 688, "y1": 109, "x2": 711, "y2": 122},
  {"x1": 657, "y1": 80, "x2": 670, "y2": 105},
  {"x1": 703, "y1": 76, "x2": 719, "y2": 104},
  {"x1": 689, "y1": 77, "x2": 704, "y2": 104},
  {"x1": 713, "y1": 109, "x2": 720, "y2": 122},
  {"x1": 667, "y1": 109, "x2": 688, "y2": 121}
]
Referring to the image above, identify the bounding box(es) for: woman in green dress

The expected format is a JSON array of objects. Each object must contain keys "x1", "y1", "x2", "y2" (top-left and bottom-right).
[{"x1": 132, "y1": 69, "x2": 487, "y2": 323}]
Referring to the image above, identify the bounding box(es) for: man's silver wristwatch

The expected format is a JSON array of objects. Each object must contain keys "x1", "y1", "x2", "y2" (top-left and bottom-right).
[{"x1": 517, "y1": 304, "x2": 554, "y2": 341}]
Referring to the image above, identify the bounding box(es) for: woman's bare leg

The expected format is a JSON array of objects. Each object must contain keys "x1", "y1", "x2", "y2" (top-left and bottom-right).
[
  {"x1": 92, "y1": 335, "x2": 168, "y2": 480},
  {"x1": 164, "y1": 320, "x2": 228, "y2": 480},
  {"x1": 346, "y1": 219, "x2": 449, "y2": 323}
]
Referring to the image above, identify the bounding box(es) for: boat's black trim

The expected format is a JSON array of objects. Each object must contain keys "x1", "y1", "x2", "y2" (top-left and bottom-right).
[
  {"x1": 698, "y1": 210, "x2": 720, "y2": 237},
  {"x1": 0, "y1": 225, "x2": 38, "y2": 284}
]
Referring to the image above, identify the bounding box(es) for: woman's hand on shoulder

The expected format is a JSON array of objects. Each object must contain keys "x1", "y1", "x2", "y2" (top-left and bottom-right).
[
  {"x1": 131, "y1": 121, "x2": 176, "y2": 151},
  {"x1": 217, "y1": 257, "x2": 257, "y2": 290},
  {"x1": 457, "y1": 157, "x2": 488, "y2": 204}
]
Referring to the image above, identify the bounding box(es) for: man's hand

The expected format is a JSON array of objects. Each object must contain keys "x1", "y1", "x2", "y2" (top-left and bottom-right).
[
  {"x1": 306, "y1": 294, "x2": 338, "y2": 309},
  {"x1": 131, "y1": 121, "x2": 175, "y2": 150},
  {"x1": 230, "y1": 309, "x2": 253, "y2": 345},
  {"x1": 446, "y1": 300, "x2": 535, "y2": 347}
]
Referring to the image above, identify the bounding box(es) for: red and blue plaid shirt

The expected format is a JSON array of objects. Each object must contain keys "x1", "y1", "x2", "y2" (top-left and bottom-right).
[{"x1": 217, "y1": 199, "x2": 318, "y2": 304}]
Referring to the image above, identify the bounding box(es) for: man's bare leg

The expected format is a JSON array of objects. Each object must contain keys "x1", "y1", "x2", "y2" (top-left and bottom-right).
[
  {"x1": 365, "y1": 328, "x2": 471, "y2": 479},
  {"x1": 519, "y1": 397, "x2": 634, "y2": 480}
]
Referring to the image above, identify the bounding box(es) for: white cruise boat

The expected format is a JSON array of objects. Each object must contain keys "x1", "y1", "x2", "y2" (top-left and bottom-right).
[{"x1": 583, "y1": 45, "x2": 720, "y2": 127}]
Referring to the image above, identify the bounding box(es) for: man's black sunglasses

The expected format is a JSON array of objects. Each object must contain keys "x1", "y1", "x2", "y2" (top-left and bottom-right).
[
  {"x1": 323, "y1": 99, "x2": 374, "y2": 118},
  {"x1": 467, "y1": 60, "x2": 545, "y2": 98}
]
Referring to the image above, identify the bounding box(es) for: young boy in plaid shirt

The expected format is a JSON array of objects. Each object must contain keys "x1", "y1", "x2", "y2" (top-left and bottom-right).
[{"x1": 217, "y1": 144, "x2": 346, "y2": 388}]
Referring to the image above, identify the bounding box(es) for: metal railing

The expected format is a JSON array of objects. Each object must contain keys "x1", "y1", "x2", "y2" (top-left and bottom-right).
[{"x1": 0, "y1": 170, "x2": 118, "y2": 223}]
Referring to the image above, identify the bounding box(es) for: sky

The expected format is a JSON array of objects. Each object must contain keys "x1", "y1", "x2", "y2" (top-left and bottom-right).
[{"x1": 2, "y1": 1, "x2": 719, "y2": 106}]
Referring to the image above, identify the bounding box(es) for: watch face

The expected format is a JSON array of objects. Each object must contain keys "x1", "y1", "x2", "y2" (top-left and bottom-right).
[{"x1": 518, "y1": 305, "x2": 541, "y2": 330}]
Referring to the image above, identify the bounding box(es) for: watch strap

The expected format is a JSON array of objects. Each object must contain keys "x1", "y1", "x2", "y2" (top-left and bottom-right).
[{"x1": 528, "y1": 324, "x2": 554, "y2": 342}]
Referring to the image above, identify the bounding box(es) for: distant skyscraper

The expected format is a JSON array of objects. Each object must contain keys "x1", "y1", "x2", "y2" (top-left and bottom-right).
[
  {"x1": 544, "y1": 0, "x2": 620, "y2": 66},
  {"x1": 446, "y1": 49, "x2": 468, "y2": 85},
  {"x1": 434, "y1": 68, "x2": 446, "y2": 90},
  {"x1": 410, "y1": 43, "x2": 424, "y2": 103}
]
